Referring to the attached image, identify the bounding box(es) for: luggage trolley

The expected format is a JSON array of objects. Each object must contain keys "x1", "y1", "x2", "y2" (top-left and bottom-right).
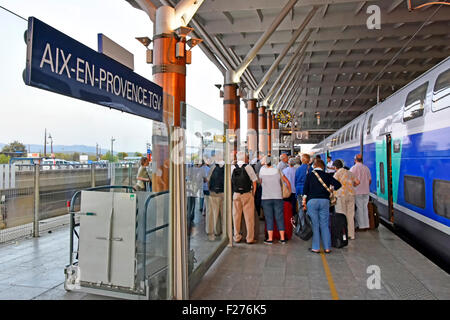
[{"x1": 64, "y1": 185, "x2": 169, "y2": 300}]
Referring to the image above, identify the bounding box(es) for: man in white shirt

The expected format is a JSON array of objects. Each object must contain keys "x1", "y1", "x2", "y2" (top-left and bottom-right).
[
  {"x1": 350, "y1": 154, "x2": 372, "y2": 230},
  {"x1": 326, "y1": 156, "x2": 336, "y2": 174},
  {"x1": 231, "y1": 151, "x2": 258, "y2": 243}
]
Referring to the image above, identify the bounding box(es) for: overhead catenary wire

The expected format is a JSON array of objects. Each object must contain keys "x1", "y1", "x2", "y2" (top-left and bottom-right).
[
  {"x1": 0, "y1": 5, "x2": 27, "y2": 21},
  {"x1": 329, "y1": 4, "x2": 443, "y2": 128}
]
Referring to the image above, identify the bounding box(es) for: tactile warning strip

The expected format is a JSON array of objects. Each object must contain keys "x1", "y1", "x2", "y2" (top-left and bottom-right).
[{"x1": 383, "y1": 271, "x2": 437, "y2": 300}]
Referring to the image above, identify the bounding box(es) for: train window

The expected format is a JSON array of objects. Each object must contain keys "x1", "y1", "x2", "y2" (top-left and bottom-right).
[
  {"x1": 432, "y1": 68, "x2": 450, "y2": 112},
  {"x1": 344, "y1": 128, "x2": 349, "y2": 142},
  {"x1": 366, "y1": 114, "x2": 373, "y2": 135},
  {"x1": 404, "y1": 175, "x2": 426, "y2": 209},
  {"x1": 393, "y1": 139, "x2": 401, "y2": 153},
  {"x1": 355, "y1": 123, "x2": 360, "y2": 141},
  {"x1": 403, "y1": 82, "x2": 428, "y2": 122},
  {"x1": 350, "y1": 125, "x2": 355, "y2": 141},
  {"x1": 380, "y1": 162, "x2": 385, "y2": 194},
  {"x1": 433, "y1": 179, "x2": 450, "y2": 219},
  {"x1": 340, "y1": 132, "x2": 345, "y2": 144}
]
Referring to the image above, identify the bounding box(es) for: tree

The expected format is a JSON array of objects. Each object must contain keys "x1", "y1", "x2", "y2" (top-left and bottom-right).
[
  {"x1": 0, "y1": 154, "x2": 10, "y2": 164},
  {"x1": 134, "y1": 152, "x2": 143, "y2": 157},
  {"x1": 101, "y1": 151, "x2": 117, "y2": 162},
  {"x1": 72, "y1": 152, "x2": 80, "y2": 161},
  {"x1": 1, "y1": 141, "x2": 26, "y2": 154},
  {"x1": 117, "y1": 152, "x2": 128, "y2": 160}
]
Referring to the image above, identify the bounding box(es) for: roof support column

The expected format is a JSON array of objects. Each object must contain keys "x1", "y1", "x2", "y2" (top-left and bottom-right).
[
  {"x1": 253, "y1": 7, "x2": 318, "y2": 99},
  {"x1": 223, "y1": 79, "x2": 240, "y2": 160},
  {"x1": 222, "y1": 0, "x2": 298, "y2": 160},
  {"x1": 263, "y1": 29, "x2": 311, "y2": 106},
  {"x1": 148, "y1": 0, "x2": 204, "y2": 301},
  {"x1": 246, "y1": 98, "x2": 258, "y2": 161},
  {"x1": 267, "y1": 110, "x2": 273, "y2": 156},
  {"x1": 258, "y1": 106, "x2": 268, "y2": 157}
]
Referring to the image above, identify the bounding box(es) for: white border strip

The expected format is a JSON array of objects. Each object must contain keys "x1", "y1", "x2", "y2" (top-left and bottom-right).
[{"x1": 393, "y1": 202, "x2": 450, "y2": 235}]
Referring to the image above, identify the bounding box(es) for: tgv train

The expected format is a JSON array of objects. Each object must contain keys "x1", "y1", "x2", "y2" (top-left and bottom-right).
[{"x1": 312, "y1": 56, "x2": 450, "y2": 266}]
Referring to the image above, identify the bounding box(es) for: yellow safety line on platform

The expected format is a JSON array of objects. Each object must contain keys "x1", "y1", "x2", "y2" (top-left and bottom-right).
[{"x1": 320, "y1": 250, "x2": 339, "y2": 300}]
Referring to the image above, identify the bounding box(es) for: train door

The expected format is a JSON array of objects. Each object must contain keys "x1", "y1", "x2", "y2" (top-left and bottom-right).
[{"x1": 375, "y1": 133, "x2": 394, "y2": 222}]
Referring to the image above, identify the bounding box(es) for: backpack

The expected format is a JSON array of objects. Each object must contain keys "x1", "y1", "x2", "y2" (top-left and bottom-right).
[
  {"x1": 232, "y1": 164, "x2": 252, "y2": 194},
  {"x1": 209, "y1": 164, "x2": 224, "y2": 193}
]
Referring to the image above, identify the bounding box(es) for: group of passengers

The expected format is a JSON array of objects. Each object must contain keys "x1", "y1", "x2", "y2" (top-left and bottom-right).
[{"x1": 181, "y1": 149, "x2": 372, "y2": 253}]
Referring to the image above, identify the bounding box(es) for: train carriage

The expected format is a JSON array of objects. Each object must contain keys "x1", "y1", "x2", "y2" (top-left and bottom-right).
[{"x1": 312, "y1": 56, "x2": 450, "y2": 266}]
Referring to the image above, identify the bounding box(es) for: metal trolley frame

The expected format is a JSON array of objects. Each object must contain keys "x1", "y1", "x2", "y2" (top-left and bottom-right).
[{"x1": 64, "y1": 185, "x2": 169, "y2": 300}]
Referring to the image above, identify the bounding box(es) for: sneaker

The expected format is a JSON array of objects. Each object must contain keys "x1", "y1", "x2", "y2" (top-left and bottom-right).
[
  {"x1": 280, "y1": 239, "x2": 288, "y2": 244},
  {"x1": 264, "y1": 239, "x2": 273, "y2": 245}
]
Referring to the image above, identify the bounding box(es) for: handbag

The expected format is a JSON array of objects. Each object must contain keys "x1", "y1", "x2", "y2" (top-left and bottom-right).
[
  {"x1": 312, "y1": 170, "x2": 337, "y2": 206},
  {"x1": 279, "y1": 170, "x2": 291, "y2": 199},
  {"x1": 293, "y1": 209, "x2": 312, "y2": 241}
]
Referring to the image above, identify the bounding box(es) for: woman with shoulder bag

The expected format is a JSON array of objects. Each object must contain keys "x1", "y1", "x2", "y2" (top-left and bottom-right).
[
  {"x1": 302, "y1": 159, "x2": 341, "y2": 253},
  {"x1": 134, "y1": 157, "x2": 151, "y2": 191},
  {"x1": 259, "y1": 156, "x2": 291, "y2": 244}
]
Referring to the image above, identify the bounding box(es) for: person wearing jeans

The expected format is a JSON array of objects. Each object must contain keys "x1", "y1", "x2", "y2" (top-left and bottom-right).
[
  {"x1": 302, "y1": 159, "x2": 341, "y2": 253},
  {"x1": 259, "y1": 156, "x2": 291, "y2": 244},
  {"x1": 307, "y1": 198, "x2": 331, "y2": 251}
]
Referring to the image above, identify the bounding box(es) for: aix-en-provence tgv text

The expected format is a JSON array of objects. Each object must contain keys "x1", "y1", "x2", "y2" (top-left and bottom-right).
[{"x1": 39, "y1": 42, "x2": 161, "y2": 111}]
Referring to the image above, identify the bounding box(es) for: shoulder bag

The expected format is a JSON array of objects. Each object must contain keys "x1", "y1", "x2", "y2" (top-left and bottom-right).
[
  {"x1": 279, "y1": 169, "x2": 291, "y2": 199},
  {"x1": 312, "y1": 170, "x2": 337, "y2": 206}
]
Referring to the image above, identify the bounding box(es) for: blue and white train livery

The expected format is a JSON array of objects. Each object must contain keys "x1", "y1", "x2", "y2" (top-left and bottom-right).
[{"x1": 312, "y1": 56, "x2": 450, "y2": 266}]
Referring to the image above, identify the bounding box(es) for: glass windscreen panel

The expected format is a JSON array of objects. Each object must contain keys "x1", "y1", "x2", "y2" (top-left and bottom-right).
[
  {"x1": 0, "y1": 10, "x2": 172, "y2": 299},
  {"x1": 184, "y1": 103, "x2": 227, "y2": 278}
]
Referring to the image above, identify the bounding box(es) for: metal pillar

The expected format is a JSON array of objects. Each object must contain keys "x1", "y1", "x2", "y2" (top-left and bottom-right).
[
  {"x1": 264, "y1": 30, "x2": 311, "y2": 106},
  {"x1": 91, "y1": 164, "x2": 95, "y2": 188},
  {"x1": 223, "y1": 79, "x2": 240, "y2": 160},
  {"x1": 253, "y1": 7, "x2": 317, "y2": 98},
  {"x1": 235, "y1": 0, "x2": 299, "y2": 80},
  {"x1": 267, "y1": 110, "x2": 272, "y2": 156},
  {"x1": 246, "y1": 99, "x2": 258, "y2": 161},
  {"x1": 33, "y1": 164, "x2": 40, "y2": 237},
  {"x1": 153, "y1": 6, "x2": 186, "y2": 128},
  {"x1": 258, "y1": 106, "x2": 268, "y2": 157}
]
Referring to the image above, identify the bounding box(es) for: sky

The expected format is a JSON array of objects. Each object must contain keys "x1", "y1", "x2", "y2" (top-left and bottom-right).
[{"x1": 0, "y1": 0, "x2": 245, "y2": 154}]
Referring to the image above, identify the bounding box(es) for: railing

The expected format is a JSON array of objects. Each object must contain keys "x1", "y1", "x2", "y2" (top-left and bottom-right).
[{"x1": 0, "y1": 162, "x2": 139, "y2": 243}]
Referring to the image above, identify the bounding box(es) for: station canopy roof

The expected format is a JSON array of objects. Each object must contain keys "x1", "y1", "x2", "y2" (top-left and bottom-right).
[{"x1": 128, "y1": 0, "x2": 450, "y2": 142}]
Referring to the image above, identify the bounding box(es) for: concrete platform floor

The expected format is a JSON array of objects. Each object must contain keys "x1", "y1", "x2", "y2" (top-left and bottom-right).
[
  {"x1": 191, "y1": 224, "x2": 450, "y2": 300},
  {"x1": 0, "y1": 223, "x2": 448, "y2": 300}
]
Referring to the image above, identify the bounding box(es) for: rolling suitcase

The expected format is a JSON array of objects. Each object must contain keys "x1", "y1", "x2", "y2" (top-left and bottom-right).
[
  {"x1": 265, "y1": 201, "x2": 293, "y2": 240},
  {"x1": 368, "y1": 201, "x2": 380, "y2": 229},
  {"x1": 330, "y1": 211, "x2": 348, "y2": 248}
]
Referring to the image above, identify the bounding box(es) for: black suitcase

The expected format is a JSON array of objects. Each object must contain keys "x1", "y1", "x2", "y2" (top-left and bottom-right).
[{"x1": 330, "y1": 212, "x2": 348, "y2": 248}]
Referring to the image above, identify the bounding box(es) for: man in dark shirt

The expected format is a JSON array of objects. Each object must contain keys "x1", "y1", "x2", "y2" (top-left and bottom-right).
[{"x1": 302, "y1": 159, "x2": 341, "y2": 253}]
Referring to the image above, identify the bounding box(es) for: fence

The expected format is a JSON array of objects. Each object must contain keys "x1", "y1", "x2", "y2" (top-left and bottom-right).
[{"x1": 0, "y1": 162, "x2": 139, "y2": 244}]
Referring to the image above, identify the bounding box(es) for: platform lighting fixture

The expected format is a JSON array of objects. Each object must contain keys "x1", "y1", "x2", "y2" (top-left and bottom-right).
[
  {"x1": 187, "y1": 38, "x2": 203, "y2": 50},
  {"x1": 174, "y1": 26, "x2": 193, "y2": 39},
  {"x1": 135, "y1": 36, "x2": 153, "y2": 64}
]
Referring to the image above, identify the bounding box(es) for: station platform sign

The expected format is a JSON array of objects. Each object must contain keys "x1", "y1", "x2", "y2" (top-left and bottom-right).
[{"x1": 24, "y1": 17, "x2": 163, "y2": 122}]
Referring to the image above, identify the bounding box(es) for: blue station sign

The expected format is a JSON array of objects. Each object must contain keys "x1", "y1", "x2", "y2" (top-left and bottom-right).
[{"x1": 25, "y1": 17, "x2": 163, "y2": 122}]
